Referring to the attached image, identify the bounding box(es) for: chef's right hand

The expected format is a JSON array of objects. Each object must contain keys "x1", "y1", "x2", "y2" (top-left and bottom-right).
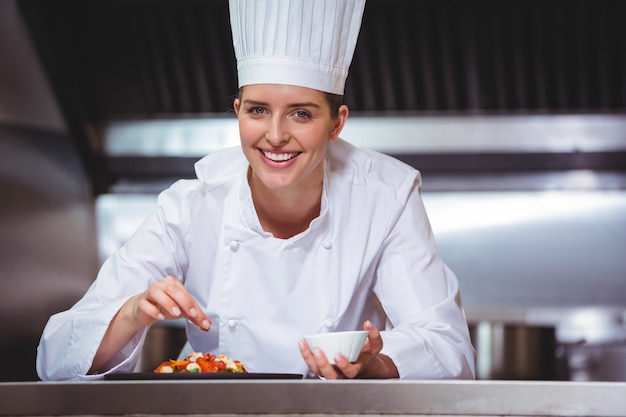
[
  {"x1": 90, "y1": 276, "x2": 211, "y2": 374},
  {"x1": 131, "y1": 275, "x2": 211, "y2": 331}
]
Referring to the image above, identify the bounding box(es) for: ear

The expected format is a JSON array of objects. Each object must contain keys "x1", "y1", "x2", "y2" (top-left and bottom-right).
[
  {"x1": 329, "y1": 105, "x2": 349, "y2": 142},
  {"x1": 233, "y1": 98, "x2": 241, "y2": 115}
]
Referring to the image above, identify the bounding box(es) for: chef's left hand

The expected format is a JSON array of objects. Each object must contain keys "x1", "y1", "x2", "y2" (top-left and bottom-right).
[{"x1": 299, "y1": 321, "x2": 399, "y2": 379}]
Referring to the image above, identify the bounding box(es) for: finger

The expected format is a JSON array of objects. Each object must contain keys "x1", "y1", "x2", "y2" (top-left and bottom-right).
[
  {"x1": 364, "y1": 319, "x2": 379, "y2": 338},
  {"x1": 363, "y1": 320, "x2": 383, "y2": 353},
  {"x1": 298, "y1": 340, "x2": 321, "y2": 375},
  {"x1": 333, "y1": 354, "x2": 360, "y2": 379},
  {"x1": 145, "y1": 281, "x2": 183, "y2": 318},
  {"x1": 312, "y1": 348, "x2": 342, "y2": 380},
  {"x1": 158, "y1": 277, "x2": 212, "y2": 331},
  {"x1": 135, "y1": 298, "x2": 164, "y2": 326}
]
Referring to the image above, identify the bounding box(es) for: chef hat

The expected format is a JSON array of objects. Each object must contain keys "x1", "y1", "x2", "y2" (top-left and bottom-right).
[{"x1": 229, "y1": 0, "x2": 366, "y2": 95}]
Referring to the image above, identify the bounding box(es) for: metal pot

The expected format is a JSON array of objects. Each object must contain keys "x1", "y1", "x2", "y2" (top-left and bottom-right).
[
  {"x1": 469, "y1": 322, "x2": 561, "y2": 380},
  {"x1": 557, "y1": 308, "x2": 626, "y2": 381}
]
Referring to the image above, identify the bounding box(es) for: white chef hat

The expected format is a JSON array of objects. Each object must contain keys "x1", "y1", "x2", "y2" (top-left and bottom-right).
[{"x1": 229, "y1": 0, "x2": 366, "y2": 95}]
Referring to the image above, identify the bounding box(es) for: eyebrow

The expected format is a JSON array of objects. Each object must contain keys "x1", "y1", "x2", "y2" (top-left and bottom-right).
[{"x1": 242, "y1": 99, "x2": 321, "y2": 109}]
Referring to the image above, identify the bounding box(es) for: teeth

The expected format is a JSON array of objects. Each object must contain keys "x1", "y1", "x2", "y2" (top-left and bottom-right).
[{"x1": 263, "y1": 151, "x2": 298, "y2": 162}]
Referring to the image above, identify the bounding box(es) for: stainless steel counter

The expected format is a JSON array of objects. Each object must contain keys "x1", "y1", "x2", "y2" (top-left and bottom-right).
[{"x1": 1, "y1": 380, "x2": 625, "y2": 416}]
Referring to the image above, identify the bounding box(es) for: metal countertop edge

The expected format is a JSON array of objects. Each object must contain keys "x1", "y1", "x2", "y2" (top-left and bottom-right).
[{"x1": 1, "y1": 380, "x2": 626, "y2": 416}]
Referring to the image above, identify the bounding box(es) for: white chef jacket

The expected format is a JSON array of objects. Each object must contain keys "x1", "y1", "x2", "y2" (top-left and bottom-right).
[{"x1": 37, "y1": 139, "x2": 475, "y2": 381}]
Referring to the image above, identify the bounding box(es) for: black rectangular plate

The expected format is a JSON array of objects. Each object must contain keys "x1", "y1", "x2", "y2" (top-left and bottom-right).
[{"x1": 105, "y1": 372, "x2": 303, "y2": 380}]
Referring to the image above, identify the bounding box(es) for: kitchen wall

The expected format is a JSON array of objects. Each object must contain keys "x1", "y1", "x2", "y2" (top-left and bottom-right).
[
  {"x1": 0, "y1": 1, "x2": 64, "y2": 130},
  {"x1": 0, "y1": 0, "x2": 99, "y2": 381}
]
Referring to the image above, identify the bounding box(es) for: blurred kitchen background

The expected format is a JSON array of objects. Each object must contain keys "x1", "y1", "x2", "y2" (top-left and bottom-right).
[{"x1": 1, "y1": 0, "x2": 625, "y2": 381}]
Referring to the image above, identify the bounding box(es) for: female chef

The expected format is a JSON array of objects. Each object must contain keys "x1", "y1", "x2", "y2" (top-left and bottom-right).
[{"x1": 36, "y1": 0, "x2": 476, "y2": 381}]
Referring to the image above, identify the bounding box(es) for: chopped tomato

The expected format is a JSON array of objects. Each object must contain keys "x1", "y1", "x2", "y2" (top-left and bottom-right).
[
  {"x1": 153, "y1": 352, "x2": 247, "y2": 373},
  {"x1": 196, "y1": 357, "x2": 218, "y2": 373},
  {"x1": 214, "y1": 359, "x2": 227, "y2": 371}
]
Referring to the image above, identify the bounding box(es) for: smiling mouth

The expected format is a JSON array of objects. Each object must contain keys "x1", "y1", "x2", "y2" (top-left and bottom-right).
[{"x1": 261, "y1": 150, "x2": 300, "y2": 162}]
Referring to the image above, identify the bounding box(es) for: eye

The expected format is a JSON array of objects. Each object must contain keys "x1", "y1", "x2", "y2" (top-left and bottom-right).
[
  {"x1": 293, "y1": 110, "x2": 311, "y2": 120},
  {"x1": 246, "y1": 106, "x2": 267, "y2": 116}
]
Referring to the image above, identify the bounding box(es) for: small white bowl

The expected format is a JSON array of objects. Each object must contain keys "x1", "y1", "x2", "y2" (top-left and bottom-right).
[{"x1": 303, "y1": 330, "x2": 368, "y2": 364}]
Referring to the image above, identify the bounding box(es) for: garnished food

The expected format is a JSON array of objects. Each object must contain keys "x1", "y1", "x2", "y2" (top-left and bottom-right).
[{"x1": 154, "y1": 352, "x2": 248, "y2": 374}]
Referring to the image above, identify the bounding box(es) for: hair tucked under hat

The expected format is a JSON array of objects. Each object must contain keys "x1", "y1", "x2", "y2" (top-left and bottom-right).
[{"x1": 229, "y1": 0, "x2": 366, "y2": 95}]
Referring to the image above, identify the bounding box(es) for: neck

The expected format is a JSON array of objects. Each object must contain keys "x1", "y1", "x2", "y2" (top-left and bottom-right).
[{"x1": 249, "y1": 170, "x2": 323, "y2": 239}]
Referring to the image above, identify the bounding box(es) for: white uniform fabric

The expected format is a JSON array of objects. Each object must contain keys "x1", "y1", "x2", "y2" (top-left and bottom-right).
[{"x1": 36, "y1": 139, "x2": 475, "y2": 381}]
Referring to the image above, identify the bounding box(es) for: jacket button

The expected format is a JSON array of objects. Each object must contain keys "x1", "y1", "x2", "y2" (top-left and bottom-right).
[
  {"x1": 227, "y1": 319, "x2": 238, "y2": 328},
  {"x1": 230, "y1": 240, "x2": 240, "y2": 251},
  {"x1": 322, "y1": 240, "x2": 332, "y2": 249},
  {"x1": 324, "y1": 319, "x2": 334, "y2": 328}
]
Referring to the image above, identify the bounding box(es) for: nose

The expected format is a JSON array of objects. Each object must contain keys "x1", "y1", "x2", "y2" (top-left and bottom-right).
[{"x1": 265, "y1": 116, "x2": 289, "y2": 147}]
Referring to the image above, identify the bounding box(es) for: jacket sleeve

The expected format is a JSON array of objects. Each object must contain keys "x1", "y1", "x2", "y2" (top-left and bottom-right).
[
  {"x1": 36, "y1": 185, "x2": 190, "y2": 381},
  {"x1": 374, "y1": 175, "x2": 476, "y2": 379},
  {"x1": 36, "y1": 295, "x2": 146, "y2": 381}
]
